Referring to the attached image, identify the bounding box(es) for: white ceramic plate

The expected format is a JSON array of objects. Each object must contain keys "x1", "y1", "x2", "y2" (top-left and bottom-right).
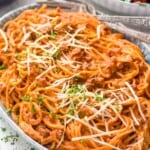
[
  {"x1": 0, "y1": 114, "x2": 35, "y2": 150},
  {"x1": 0, "y1": 1, "x2": 150, "y2": 150}
]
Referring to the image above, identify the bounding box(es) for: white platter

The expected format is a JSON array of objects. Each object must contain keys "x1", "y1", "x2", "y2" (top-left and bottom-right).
[{"x1": 0, "y1": 1, "x2": 150, "y2": 150}]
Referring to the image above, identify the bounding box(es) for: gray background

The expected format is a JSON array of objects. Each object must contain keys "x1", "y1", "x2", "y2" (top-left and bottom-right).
[
  {"x1": 0, "y1": 0, "x2": 149, "y2": 39},
  {"x1": 0, "y1": 0, "x2": 35, "y2": 16},
  {"x1": 0, "y1": 0, "x2": 116, "y2": 17}
]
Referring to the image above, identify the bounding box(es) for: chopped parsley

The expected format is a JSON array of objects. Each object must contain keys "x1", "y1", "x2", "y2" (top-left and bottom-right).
[
  {"x1": 37, "y1": 95, "x2": 44, "y2": 102},
  {"x1": 74, "y1": 76, "x2": 80, "y2": 82},
  {"x1": 48, "y1": 109, "x2": 61, "y2": 119},
  {"x1": 115, "y1": 104, "x2": 120, "y2": 111},
  {"x1": 31, "y1": 104, "x2": 36, "y2": 113},
  {"x1": 22, "y1": 50, "x2": 28, "y2": 56},
  {"x1": 49, "y1": 30, "x2": 58, "y2": 39},
  {"x1": 16, "y1": 50, "x2": 28, "y2": 61},
  {"x1": 30, "y1": 148, "x2": 36, "y2": 150},
  {"x1": 0, "y1": 127, "x2": 6, "y2": 132},
  {"x1": 53, "y1": 48, "x2": 61, "y2": 59},
  {"x1": 16, "y1": 55, "x2": 22, "y2": 61},
  {"x1": 48, "y1": 108, "x2": 55, "y2": 118},
  {"x1": 56, "y1": 67, "x2": 61, "y2": 73},
  {"x1": 80, "y1": 139, "x2": 85, "y2": 144},
  {"x1": 42, "y1": 52, "x2": 50, "y2": 56},
  {"x1": 37, "y1": 95, "x2": 44, "y2": 101},
  {"x1": 50, "y1": 30, "x2": 58, "y2": 39},
  {"x1": 21, "y1": 95, "x2": 31, "y2": 101},
  {"x1": 73, "y1": 100, "x2": 79, "y2": 107},
  {"x1": 0, "y1": 65, "x2": 5, "y2": 70},
  {"x1": 67, "y1": 107, "x2": 75, "y2": 116},
  {"x1": 95, "y1": 93, "x2": 104, "y2": 102},
  {"x1": 55, "y1": 114, "x2": 61, "y2": 119},
  {"x1": 66, "y1": 84, "x2": 84, "y2": 95},
  {"x1": 1, "y1": 133, "x2": 19, "y2": 145},
  {"x1": 83, "y1": 93, "x2": 88, "y2": 100},
  {"x1": 6, "y1": 108, "x2": 12, "y2": 113},
  {"x1": 37, "y1": 95, "x2": 44, "y2": 105},
  {"x1": 35, "y1": 33, "x2": 41, "y2": 39},
  {"x1": 65, "y1": 84, "x2": 87, "y2": 101}
]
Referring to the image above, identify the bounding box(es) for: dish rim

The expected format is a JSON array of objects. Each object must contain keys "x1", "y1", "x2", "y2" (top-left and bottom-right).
[
  {"x1": 92, "y1": 0, "x2": 150, "y2": 16},
  {"x1": 0, "y1": 1, "x2": 150, "y2": 150}
]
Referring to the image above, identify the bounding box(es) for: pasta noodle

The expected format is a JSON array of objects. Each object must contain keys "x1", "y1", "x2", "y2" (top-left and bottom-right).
[{"x1": 0, "y1": 4, "x2": 150, "y2": 150}]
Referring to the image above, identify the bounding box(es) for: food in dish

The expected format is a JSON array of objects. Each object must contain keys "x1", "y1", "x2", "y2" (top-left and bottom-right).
[{"x1": 0, "y1": 4, "x2": 150, "y2": 150}]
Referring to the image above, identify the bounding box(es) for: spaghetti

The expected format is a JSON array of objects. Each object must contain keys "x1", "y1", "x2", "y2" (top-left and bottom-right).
[{"x1": 0, "y1": 4, "x2": 150, "y2": 150}]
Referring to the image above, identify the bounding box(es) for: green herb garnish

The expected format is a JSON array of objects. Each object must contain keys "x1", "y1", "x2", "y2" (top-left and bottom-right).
[
  {"x1": 115, "y1": 104, "x2": 120, "y2": 111},
  {"x1": 22, "y1": 50, "x2": 28, "y2": 56},
  {"x1": 42, "y1": 52, "x2": 50, "y2": 56},
  {"x1": 66, "y1": 84, "x2": 84, "y2": 94},
  {"x1": 49, "y1": 30, "x2": 58, "y2": 39},
  {"x1": 1, "y1": 127, "x2": 6, "y2": 132},
  {"x1": 37, "y1": 95, "x2": 44, "y2": 105},
  {"x1": 83, "y1": 93, "x2": 88, "y2": 100},
  {"x1": 0, "y1": 65, "x2": 5, "y2": 70},
  {"x1": 1, "y1": 133, "x2": 19, "y2": 144},
  {"x1": 49, "y1": 108, "x2": 56, "y2": 118},
  {"x1": 37, "y1": 95, "x2": 44, "y2": 101},
  {"x1": 56, "y1": 67, "x2": 61, "y2": 73},
  {"x1": 16, "y1": 55, "x2": 22, "y2": 61},
  {"x1": 6, "y1": 108, "x2": 12, "y2": 113},
  {"x1": 73, "y1": 100, "x2": 79, "y2": 107},
  {"x1": 53, "y1": 48, "x2": 61, "y2": 59},
  {"x1": 74, "y1": 76, "x2": 80, "y2": 82},
  {"x1": 35, "y1": 33, "x2": 41, "y2": 39},
  {"x1": 67, "y1": 107, "x2": 74, "y2": 116},
  {"x1": 48, "y1": 109, "x2": 60, "y2": 119},
  {"x1": 80, "y1": 139, "x2": 85, "y2": 144},
  {"x1": 95, "y1": 93, "x2": 104, "y2": 102},
  {"x1": 65, "y1": 84, "x2": 86, "y2": 100},
  {"x1": 21, "y1": 95, "x2": 31, "y2": 101},
  {"x1": 30, "y1": 148, "x2": 36, "y2": 150},
  {"x1": 31, "y1": 104, "x2": 35, "y2": 113},
  {"x1": 16, "y1": 51, "x2": 28, "y2": 61},
  {"x1": 55, "y1": 114, "x2": 61, "y2": 119}
]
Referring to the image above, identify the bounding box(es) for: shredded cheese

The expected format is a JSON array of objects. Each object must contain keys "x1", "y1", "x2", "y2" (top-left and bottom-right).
[
  {"x1": 0, "y1": 29, "x2": 8, "y2": 52},
  {"x1": 129, "y1": 107, "x2": 140, "y2": 126},
  {"x1": 26, "y1": 47, "x2": 31, "y2": 76},
  {"x1": 96, "y1": 24, "x2": 101, "y2": 40},
  {"x1": 125, "y1": 82, "x2": 146, "y2": 121},
  {"x1": 18, "y1": 27, "x2": 31, "y2": 47},
  {"x1": 36, "y1": 65, "x2": 56, "y2": 79}
]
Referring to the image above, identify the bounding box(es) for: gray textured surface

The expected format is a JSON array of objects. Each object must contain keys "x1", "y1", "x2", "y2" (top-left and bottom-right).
[
  {"x1": 0, "y1": 0, "x2": 116, "y2": 17},
  {"x1": 92, "y1": 0, "x2": 150, "y2": 16},
  {"x1": 0, "y1": 0, "x2": 149, "y2": 33},
  {"x1": 0, "y1": 0, "x2": 35, "y2": 16}
]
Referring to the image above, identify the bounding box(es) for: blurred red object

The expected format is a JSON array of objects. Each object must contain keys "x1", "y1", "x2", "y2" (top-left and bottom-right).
[{"x1": 131, "y1": 0, "x2": 149, "y2": 2}]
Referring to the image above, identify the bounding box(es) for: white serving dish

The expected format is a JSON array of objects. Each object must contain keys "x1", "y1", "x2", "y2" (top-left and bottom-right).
[{"x1": 0, "y1": 1, "x2": 150, "y2": 150}]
